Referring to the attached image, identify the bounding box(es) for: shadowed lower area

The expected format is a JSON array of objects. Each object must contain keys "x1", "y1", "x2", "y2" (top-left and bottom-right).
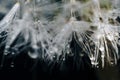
[{"x1": 0, "y1": 32, "x2": 120, "y2": 80}]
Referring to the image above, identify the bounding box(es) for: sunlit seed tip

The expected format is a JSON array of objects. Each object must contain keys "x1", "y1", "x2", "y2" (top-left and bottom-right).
[
  {"x1": 101, "y1": 54, "x2": 105, "y2": 58},
  {"x1": 99, "y1": 46, "x2": 104, "y2": 52}
]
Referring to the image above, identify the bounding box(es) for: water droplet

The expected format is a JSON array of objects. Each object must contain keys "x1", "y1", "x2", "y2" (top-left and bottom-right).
[
  {"x1": 101, "y1": 54, "x2": 105, "y2": 58},
  {"x1": 80, "y1": 54, "x2": 84, "y2": 57},
  {"x1": 32, "y1": 45, "x2": 38, "y2": 49},
  {"x1": 110, "y1": 61, "x2": 114, "y2": 65},
  {"x1": 53, "y1": 47, "x2": 58, "y2": 52},
  {"x1": 42, "y1": 44, "x2": 46, "y2": 48},
  {"x1": 28, "y1": 52, "x2": 38, "y2": 59},
  {"x1": 10, "y1": 62, "x2": 14, "y2": 68},
  {"x1": 67, "y1": 45, "x2": 70, "y2": 48},
  {"x1": 90, "y1": 56, "x2": 95, "y2": 61},
  {"x1": 79, "y1": 38, "x2": 82, "y2": 42},
  {"x1": 52, "y1": 56, "x2": 56, "y2": 59},
  {"x1": 12, "y1": 52, "x2": 15, "y2": 55},
  {"x1": 53, "y1": 55, "x2": 55, "y2": 58},
  {"x1": 63, "y1": 58, "x2": 65, "y2": 61},
  {"x1": 66, "y1": 49, "x2": 70, "y2": 54},
  {"x1": 50, "y1": 50, "x2": 54, "y2": 54},
  {"x1": 96, "y1": 65, "x2": 99, "y2": 68},
  {"x1": 6, "y1": 45, "x2": 10, "y2": 49},
  {"x1": 91, "y1": 62, "x2": 98, "y2": 66}
]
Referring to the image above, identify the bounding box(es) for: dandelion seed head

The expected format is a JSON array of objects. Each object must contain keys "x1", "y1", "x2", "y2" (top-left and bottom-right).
[{"x1": 0, "y1": 0, "x2": 120, "y2": 68}]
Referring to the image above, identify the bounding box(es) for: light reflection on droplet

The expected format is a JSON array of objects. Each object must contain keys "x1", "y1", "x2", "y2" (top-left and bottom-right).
[{"x1": 28, "y1": 52, "x2": 38, "y2": 59}]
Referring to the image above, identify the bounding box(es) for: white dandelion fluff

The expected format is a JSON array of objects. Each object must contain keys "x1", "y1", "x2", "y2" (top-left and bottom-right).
[{"x1": 0, "y1": 0, "x2": 120, "y2": 68}]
